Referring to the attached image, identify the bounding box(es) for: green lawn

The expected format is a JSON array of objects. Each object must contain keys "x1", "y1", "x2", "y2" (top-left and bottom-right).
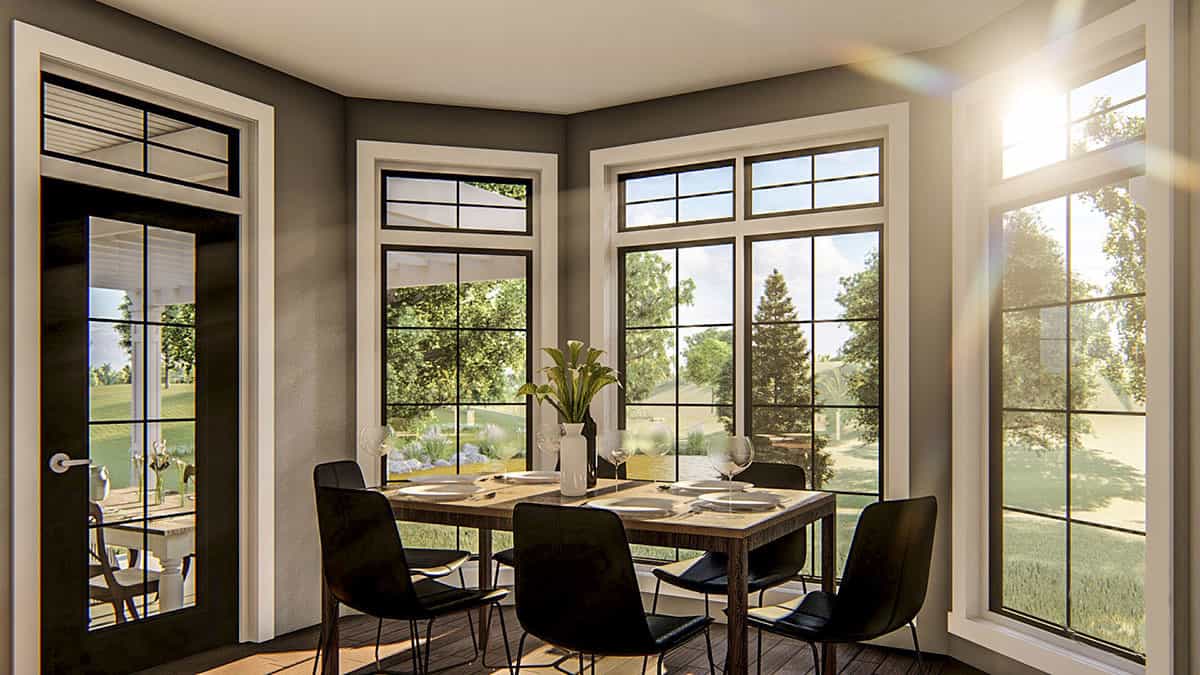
[{"x1": 89, "y1": 383, "x2": 196, "y2": 492}]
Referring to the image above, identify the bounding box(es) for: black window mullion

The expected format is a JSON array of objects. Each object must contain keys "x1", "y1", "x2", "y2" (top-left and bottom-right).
[{"x1": 1063, "y1": 197, "x2": 1073, "y2": 633}]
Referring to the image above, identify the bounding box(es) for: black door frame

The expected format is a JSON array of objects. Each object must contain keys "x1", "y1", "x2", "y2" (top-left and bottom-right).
[{"x1": 40, "y1": 177, "x2": 240, "y2": 673}]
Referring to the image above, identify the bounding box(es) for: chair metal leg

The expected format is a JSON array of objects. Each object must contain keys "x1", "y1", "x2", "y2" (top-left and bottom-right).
[
  {"x1": 410, "y1": 620, "x2": 422, "y2": 675},
  {"x1": 651, "y1": 578, "x2": 661, "y2": 613},
  {"x1": 591, "y1": 654, "x2": 596, "y2": 674},
  {"x1": 374, "y1": 617, "x2": 385, "y2": 673},
  {"x1": 578, "y1": 653, "x2": 585, "y2": 675},
  {"x1": 656, "y1": 652, "x2": 664, "y2": 675},
  {"x1": 703, "y1": 626, "x2": 717, "y2": 674},
  {"x1": 808, "y1": 642, "x2": 820, "y2": 675},
  {"x1": 423, "y1": 619, "x2": 435, "y2": 674},
  {"x1": 514, "y1": 631, "x2": 529, "y2": 675},
  {"x1": 757, "y1": 589, "x2": 766, "y2": 675},
  {"x1": 482, "y1": 562, "x2": 506, "y2": 669},
  {"x1": 909, "y1": 621, "x2": 923, "y2": 672},
  {"x1": 495, "y1": 601, "x2": 514, "y2": 675}
]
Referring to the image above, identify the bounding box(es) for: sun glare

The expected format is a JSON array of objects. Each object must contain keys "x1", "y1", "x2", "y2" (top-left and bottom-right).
[{"x1": 1001, "y1": 83, "x2": 1068, "y2": 177}]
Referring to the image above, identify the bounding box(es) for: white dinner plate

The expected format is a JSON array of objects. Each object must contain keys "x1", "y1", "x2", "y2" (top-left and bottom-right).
[
  {"x1": 669, "y1": 480, "x2": 753, "y2": 495},
  {"x1": 406, "y1": 473, "x2": 484, "y2": 485},
  {"x1": 586, "y1": 497, "x2": 677, "y2": 519},
  {"x1": 498, "y1": 470, "x2": 560, "y2": 484},
  {"x1": 696, "y1": 491, "x2": 783, "y2": 512},
  {"x1": 395, "y1": 483, "x2": 486, "y2": 501}
]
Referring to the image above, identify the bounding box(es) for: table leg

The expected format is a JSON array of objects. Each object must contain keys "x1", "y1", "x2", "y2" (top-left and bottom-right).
[
  {"x1": 158, "y1": 557, "x2": 185, "y2": 611},
  {"x1": 821, "y1": 512, "x2": 836, "y2": 675},
  {"x1": 320, "y1": 577, "x2": 339, "y2": 675},
  {"x1": 478, "y1": 527, "x2": 492, "y2": 648},
  {"x1": 725, "y1": 539, "x2": 750, "y2": 674}
]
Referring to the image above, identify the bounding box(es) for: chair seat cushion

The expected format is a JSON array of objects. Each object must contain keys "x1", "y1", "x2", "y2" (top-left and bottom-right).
[
  {"x1": 645, "y1": 613, "x2": 712, "y2": 652},
  {"x1": 652, "y1": 552, "x2": 798, "y2": 596},
  {"x1": 405, "y1": 548, "x2": 470, "y2": 578},
  {"x1": 746, "y1": 590, "x2": 834, "y2": 640},
  {"x1": 407, "y1": 578, "x2": 507, "y2": 618},
  {"x1": 492, "y1": 547, "x2": 515, "y2": 568}
]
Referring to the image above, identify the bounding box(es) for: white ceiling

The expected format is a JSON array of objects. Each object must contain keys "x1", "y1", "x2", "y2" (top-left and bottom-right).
[{"x1": 99, "y1": 0, "x2": 1022, "y2": 114}]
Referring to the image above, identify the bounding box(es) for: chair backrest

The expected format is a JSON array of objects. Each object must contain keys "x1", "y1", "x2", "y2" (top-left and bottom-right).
[
  {"x1": 737, "y1": 462, "x2": 808, "y2": 571},
  {"x1": 313, "y1": 460, "x2": 367, "y2": 489},
  {"x1": 831, "y1": 496, "x2": 937, "y2": 639},
  {"x1": 513, "y1": 503, "x2": 655, "y2": 655},
  {"x1": 313, "y1": 485, "x2": 419, "y2": 618},
  {"x1": 88, "y1": 502, "x2": 123, "y2": 591}
]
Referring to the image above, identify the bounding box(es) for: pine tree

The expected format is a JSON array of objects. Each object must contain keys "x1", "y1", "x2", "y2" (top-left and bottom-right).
[{"x1": 751, "y1": 270, "x2": 831, "y2": 485}]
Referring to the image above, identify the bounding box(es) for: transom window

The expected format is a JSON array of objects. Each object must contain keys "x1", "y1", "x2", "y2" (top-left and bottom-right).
[
  {"x1": 747, "y1": 141, "x2": 882, "y2": 217},
  {"x1": 41, "y1": 73, "x2": 239, "y2": 195},
  {"x1": 1001, "y1": 54, "x2": 1145, "y2": 179},
  {"x1": 382, "y1": 170, "x2": 532, "y2": 234},
  {"x1": 618, "y1": 160, "x2": 735, "y2": 230}
]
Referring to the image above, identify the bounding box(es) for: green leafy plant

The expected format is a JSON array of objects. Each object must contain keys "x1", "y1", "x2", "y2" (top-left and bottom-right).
[{"x1": 517, "y1": 340, "x2": 620, "y2": 423}]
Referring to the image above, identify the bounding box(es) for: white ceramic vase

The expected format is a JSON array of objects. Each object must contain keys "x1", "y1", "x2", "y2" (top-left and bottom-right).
[{"x1": 559, "y1": 423, "x2": 588, "y2": 496}]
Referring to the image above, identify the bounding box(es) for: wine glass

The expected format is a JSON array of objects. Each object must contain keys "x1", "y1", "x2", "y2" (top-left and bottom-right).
[
  {"x1": 358, "y1": 425, "x2": 394, "y2": 486},
  {"x1": 602, "y1": 429, "x2": 634, "y2": 492},
  {"x1": 708, "y1": 435, "x2": 755, "y2": 481},
  {"x1": 535, "y1": 423, "x2": 562, "y2": 472},
  {"x1": 640, "y1": 420, "x2": 672, "y2": 487}
]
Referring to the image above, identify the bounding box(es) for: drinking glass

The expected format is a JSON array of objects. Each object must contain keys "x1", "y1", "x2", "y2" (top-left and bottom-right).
[
  {"x1": 535, "y1": 423, "x2": 562, "y2": 472},
  {"x1": 603, "y1": 430, "x2": 634, "y2": 491},
  {"x1": 708, "y1": 434, "x2": 755, "y2": 481},
  {"x1": 640, "y1": 421, "x2": 672, "y2": 486}
]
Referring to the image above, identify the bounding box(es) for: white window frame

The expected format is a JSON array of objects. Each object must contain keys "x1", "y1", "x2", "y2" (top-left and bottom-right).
[
  {"x1": 949, "y1": 1, "x2": 1183, "y2": 673},
  {"x1": 354, "y1": 141, "x2": 559, "y2": 485},
  {"x1": 11, "y1": 21, "x2": 277, "y2": 670},
  {"x1": 588, "y1": 103, "x2": 911, "y2": 502}
]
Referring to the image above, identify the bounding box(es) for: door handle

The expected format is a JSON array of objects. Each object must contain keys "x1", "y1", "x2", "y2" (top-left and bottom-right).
[{"x1": 49, "y1": 452, "x2": 90, "y2": 474}]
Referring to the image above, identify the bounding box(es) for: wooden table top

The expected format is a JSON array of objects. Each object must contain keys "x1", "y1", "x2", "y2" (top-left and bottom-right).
[
  {"x1": 384, "y1": 478, "x2": 835, "y2": 552},
  {"x1": 98, "y1": 486, "x2": 196, "y2": 536}
]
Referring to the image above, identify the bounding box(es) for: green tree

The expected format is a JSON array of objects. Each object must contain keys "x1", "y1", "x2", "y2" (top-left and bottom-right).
[
  {"x1": 682, "y1": 327, "x2": 733, "y2": 431},
  {"x1": 115, "y1": 299, "x2": 196, "y2": 387},
  {"x1": 465, "y1": 181, "x2": 527, "y2": 203},
  {"x1": 751, "y1": 270, "x2": 831, "y2": 485},
  {"x1": 833, "y1": 250, "x2": 881, "y2": 443},
  {"x1": 623, "y1": 251, "x2": 694, "y2": 401}
]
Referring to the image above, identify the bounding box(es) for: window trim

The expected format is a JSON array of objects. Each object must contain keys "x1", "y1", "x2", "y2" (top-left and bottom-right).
[
  {"x1": 380, "y1": 169, "x2": 534, "y2": 235},
  {"x1": 589, "y1": 102, "x2": 911, "y2": 520},
  {"x1": 356, "y1": 141, "x2": 558, "y2": 487},
  {"x1": 950, "y1": 1, "x2": 1181, "y2": 672},
  {"x1": 378, "y1": 244, "x2": 535, "y2": 484},
  {"x1": 745, "y1": 139, "x2": 885, "y2": 219},
  {"x1": 616, "y1": 158, "x2": 736, "y2": 232}
]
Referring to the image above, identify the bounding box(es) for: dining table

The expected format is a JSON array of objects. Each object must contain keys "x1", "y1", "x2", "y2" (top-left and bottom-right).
[
  {"x1": 318, "y1": 478, "x2": 836, "y2": 674},
  {"x1": 98, "y1": 486, "x2": 196, "y2": 612}
]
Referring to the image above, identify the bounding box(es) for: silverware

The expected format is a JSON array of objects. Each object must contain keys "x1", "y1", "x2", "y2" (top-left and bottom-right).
[{"x1": 470, "y1": 491, "x2": 498, "y2": 501}]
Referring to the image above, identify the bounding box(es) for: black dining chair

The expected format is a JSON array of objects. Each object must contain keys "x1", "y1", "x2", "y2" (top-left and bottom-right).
[
  {"x1": 511, "y1": 502, "x2": 716, "y2": 675},
  {"x1": 314, "y1": 485, "x2": 512, "y2": 674},
  {"x1": 649, "y1": 462, "x2": 809, "y2": 670},
  {"x1": 313, "y1": 461, "x2": 472, "y2": 580},
  {"x1": 746, "y1": 496, "x2": 937, "y2": 675}
]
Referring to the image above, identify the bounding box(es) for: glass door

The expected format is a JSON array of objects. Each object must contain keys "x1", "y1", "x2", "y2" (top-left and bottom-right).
[{"x1": 40, "y1": 178, "x2": 239, "y2": 672}]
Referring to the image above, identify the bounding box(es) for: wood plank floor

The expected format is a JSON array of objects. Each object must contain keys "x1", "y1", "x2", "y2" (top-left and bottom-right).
[{"x1": 138, "y1": 608, "x2": 988, "y2": 675}]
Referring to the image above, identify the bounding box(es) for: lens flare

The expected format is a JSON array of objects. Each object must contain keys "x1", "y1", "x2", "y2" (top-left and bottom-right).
[{"x1": 843, "y1": 44, "x2": 958, "y2": 95}]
